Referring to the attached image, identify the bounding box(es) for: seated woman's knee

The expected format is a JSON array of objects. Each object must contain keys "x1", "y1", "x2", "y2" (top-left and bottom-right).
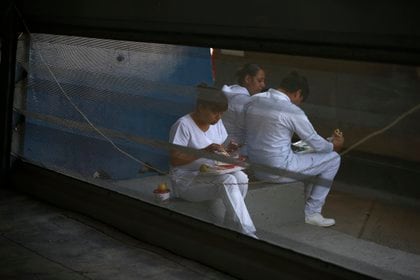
[
  {"x1": 221, "y1": 174, "x2": 237, "y2": 185},
  {"x1": 219, "y1": 174, "x2": 241, "y2": 193},
  {"x1": 233, "y1": 171, "x2": 249, "y2": 183}
]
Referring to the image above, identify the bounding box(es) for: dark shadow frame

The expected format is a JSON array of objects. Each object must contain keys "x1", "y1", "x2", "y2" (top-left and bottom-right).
[{"x1": 3, "y1": 1, "x2": 420, "y2": 278}]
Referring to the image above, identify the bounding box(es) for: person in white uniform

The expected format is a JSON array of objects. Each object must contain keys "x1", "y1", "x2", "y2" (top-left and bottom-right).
[
  {"x1": 245, "y1": 71, "x2": 344, "y2": 227},
  {"x1": 222, "y1": 64, "x2": 266, "y2": 152},
  {"x1": 169, "y1": 85, "x2": 257, "y2": 237}
]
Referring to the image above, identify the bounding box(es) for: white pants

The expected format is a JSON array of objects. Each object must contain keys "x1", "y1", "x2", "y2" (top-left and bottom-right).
[
  {"x1": 175, "y1": 171, "x2": 256, "y2": 235},
  {"x1": 256, "y1": 152, "x2": 341, "y2": 217}
]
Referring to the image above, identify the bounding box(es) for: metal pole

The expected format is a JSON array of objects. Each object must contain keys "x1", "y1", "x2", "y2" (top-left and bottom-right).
[{"x1": 0, "y1": 1, "x2": 18, "y2": 187}]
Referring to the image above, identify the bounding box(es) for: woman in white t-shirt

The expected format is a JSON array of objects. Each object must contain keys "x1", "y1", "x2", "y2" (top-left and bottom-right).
[{"x1": 169, "y1": 85, "x2": 257, "y2": 238}]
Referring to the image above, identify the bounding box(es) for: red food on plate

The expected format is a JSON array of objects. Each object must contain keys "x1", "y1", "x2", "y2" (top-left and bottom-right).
[{"x1": 216, "y1": 164, "x2": 236, "y2": 169}]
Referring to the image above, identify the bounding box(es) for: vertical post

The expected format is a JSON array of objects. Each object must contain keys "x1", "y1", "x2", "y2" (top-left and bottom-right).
[{"x1": 0, "y1": 1, "x2": 18, "y2": 187}]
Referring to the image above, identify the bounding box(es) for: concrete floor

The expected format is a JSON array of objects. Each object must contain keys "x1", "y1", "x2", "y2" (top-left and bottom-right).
[
  {"x1": 324, "y1": 184, "x2": 420, "y2": 256},
  {"x1": 2, "y1": 175, "x2": 420, "y2": 280},
  {"x1": 0, "y1": 187, "x2": 236, "y2": 280},
  {"x1": 114, "y1": 176, "x2": 420, "y2": 280}
]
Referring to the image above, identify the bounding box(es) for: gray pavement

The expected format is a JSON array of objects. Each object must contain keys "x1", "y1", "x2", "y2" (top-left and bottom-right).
[
  {"x1": 324, "y1": 185, "x2": 420, "y2": 256},
  {"x1": 0, "y1": 187, "x2": 236, "y2": 280},
  {"x1": 2, "y1": 175, "x2": 420, "y2": 280},
  {"x1": 114, "y1": 175, "x2": 420, "y2": 280}
]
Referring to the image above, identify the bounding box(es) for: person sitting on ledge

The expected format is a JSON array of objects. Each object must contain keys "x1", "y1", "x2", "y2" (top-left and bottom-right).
[
  {"x1": 169, "y1": 84, "x2": 257, "y2": 238},
  {"x1": 245, "y1": 71, "x2": 344, "y2": 227}
]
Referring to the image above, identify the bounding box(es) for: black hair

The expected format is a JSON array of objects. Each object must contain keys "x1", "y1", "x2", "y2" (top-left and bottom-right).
[
  {"x1": 279, "y1": 71, "x2": 310, "y2": 101},
  {"x1": 196, "y1": 83, "x2": 228, "y2": 112},
  {"x1": 236, "y1": 63, "x2": 263, "y2": 85}
]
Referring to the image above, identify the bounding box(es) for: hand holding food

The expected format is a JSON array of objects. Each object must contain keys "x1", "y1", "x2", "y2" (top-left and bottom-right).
[
  {"x1": 225, "y1": 139, "x2": 240, "y2": 153},
  {"x1": 203, "y1": 143, "x2": 227, "y2": 154},
  {"x1": 333, "y1": 128, "x2": 343, "y2": 137},
  {"x1": 332, "y1": 128, "x2": 344, "y2": 152}
]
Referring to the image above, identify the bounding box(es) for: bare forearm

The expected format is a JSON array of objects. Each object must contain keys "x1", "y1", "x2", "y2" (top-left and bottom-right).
[
  {"x1": 170, "y1": 143, "x2": 225, "y2": 167},
  {"x1": 170, "y1": 151, "x2": 197, "y2": 166}
]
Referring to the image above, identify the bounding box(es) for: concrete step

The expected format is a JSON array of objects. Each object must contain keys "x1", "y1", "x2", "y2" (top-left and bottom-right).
[
  {"x1": 113, "y1": 175, "x2": 420, "y2": 280},
  {"x1": 0, "y1": 188, "x2": 235, "y2": 280}
]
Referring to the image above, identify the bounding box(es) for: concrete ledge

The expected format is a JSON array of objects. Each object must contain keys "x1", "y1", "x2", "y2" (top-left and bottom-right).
[
  {"x1": 112, "y1": 175, "x2": 420, "y2": 280},
  {"x1": 113, "y1": 175, "x2": 305, "y2": 229},
  {"x1": 247, "y1": 182, "x2": 305, "y2": 229}
]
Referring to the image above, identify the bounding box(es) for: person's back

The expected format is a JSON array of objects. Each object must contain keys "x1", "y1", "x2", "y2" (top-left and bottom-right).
[
  {"x1": 244, "y1": 71, "x2": 344, "y2": 227},
  {"x1": 246, "y1": 88, "x2": 317, "y2": 182},
  {"x1": 222, "y1": 64, "x2": 265, "y2": 149},
  {"x1": 222, "y1": 84, "x2": 251, "y2": 145},
  {"x1": 246, "y1": 89, "x2": 304, "y2": 170}
]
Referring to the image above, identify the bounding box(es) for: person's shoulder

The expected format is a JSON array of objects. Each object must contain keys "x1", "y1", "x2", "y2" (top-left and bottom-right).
[
  {"x1": 179, "y1": 113, "x2": 192, "y2": 121},
  {"x1": 284, "y1": 103, "x2": 306, "y2": 120},
  {"x1": 253, "y1": 90, "x2": 269, "y2": 97},
  {"x1": 245, "y1": 91, "x2": 274, "y2": 115},
  {"x1": 290, "y1": 103, "x2": 305, "y2": 114},
  {"x1": 212, "y1": 119, "x2": 227, "y2": 137},
  {"x1": 216, "y1": 118, "x2": 226, "y2": 128},
  {"x1": 172, "y1": 114, "x2": 192, "y2": 129},
  {"x1": 222, "y1": 84, "x2": 249, "y2": 95},
  {"x1": 248, "y1": 90, "x2": 271, "y2": 104}
]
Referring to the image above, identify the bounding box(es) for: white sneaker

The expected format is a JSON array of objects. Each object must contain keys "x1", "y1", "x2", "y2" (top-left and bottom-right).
[
  {"x1": 305, "y1": 213, "x2": 335, "y2": 227},
  {"x1": 246, "y1": 232, "x2": 259, "y2": 239}
]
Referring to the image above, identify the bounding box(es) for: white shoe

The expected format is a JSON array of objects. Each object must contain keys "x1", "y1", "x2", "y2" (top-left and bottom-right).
[
  {"x1": 305, "y1": 213, "x2": 335, "y2": 227},
  {"x1": 246, "y1": 232, "x2": 259, "y2": 239}
]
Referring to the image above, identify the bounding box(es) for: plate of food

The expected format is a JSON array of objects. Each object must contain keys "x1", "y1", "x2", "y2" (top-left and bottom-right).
[
  {"x1": 291, "y1": 140, "x2": 314, "y2": 154},
  {"x1": 199, "y1": 164, "x2": 245, "y2": 175}
]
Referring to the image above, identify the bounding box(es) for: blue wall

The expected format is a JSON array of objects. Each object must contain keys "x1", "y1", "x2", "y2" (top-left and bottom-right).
[{"x1": 24, "y1": 35, "x2": 213, "y2": 179}]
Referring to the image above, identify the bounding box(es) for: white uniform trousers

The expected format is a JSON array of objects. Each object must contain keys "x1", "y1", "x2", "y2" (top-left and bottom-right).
[
  {"x1": 176, "y1": 171, "x2": 256, "y2": 235},
  {"x1": 256, "y1": 151, "x2": 341, "y2": 217},
  {"x1": 295, "y1": 152, "x2": 341, "y2": 216}
]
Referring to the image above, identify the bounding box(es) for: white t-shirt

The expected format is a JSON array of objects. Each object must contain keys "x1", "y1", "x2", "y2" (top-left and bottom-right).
[
  {"x1": 169, "y1": 113, "x2": 228, "y2": 188},
  {"x1": 221, "y1": 84, "x2": 250, "y2": 145}
]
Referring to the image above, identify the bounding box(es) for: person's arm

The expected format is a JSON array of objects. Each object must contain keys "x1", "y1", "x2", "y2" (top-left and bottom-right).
[
  {"x1": 170, "y1": 149, "x2": 197, "y2": 166},
  {"x1": 169, "y1": 118, "x2": 228, "y2": 167},
  {"x1": 291, "y1": 108, "x2": 333, "y2": 153},
  {"x1": 170, "y1": 143, "x2": 225, "y2": 167},
  {"x1": 169, "y1": 120, "x2": 194, "y2": 167}
]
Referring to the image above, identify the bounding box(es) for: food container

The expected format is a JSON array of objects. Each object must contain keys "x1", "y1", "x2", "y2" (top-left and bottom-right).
[
  {"x1": 153, "y1": 183, "x2": 170, "y2": 203},
  {"x1": 153, "y1": 189, "x2": 170, "y2": 203}
]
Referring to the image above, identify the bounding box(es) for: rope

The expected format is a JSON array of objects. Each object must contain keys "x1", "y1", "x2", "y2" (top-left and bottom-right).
[{"x1": 13, "y1": 4, "x2": 420, "y2": 188}]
